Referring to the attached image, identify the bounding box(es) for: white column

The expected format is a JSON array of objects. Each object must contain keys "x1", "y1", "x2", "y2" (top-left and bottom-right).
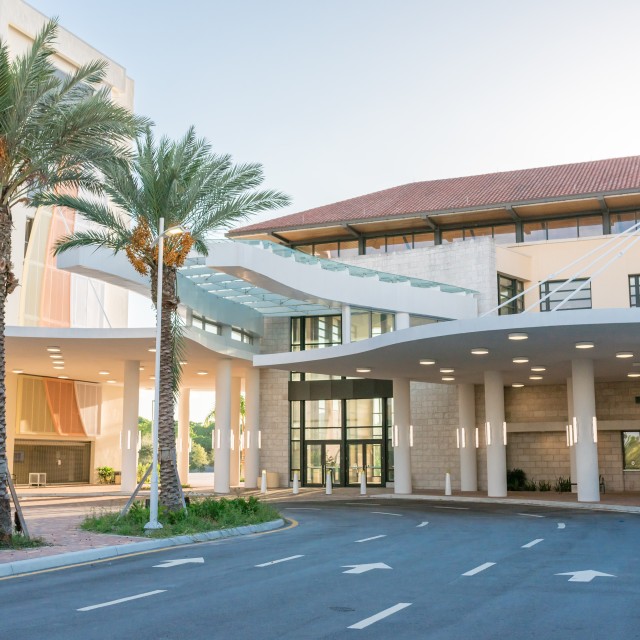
[
  {"x1": 458, "y1": 383, "x2": 477, "y2": 491},
  {"x1": 214, "y1": 359, "x2": 232, "y2": 494},
  {"x1": 393, "y1": 378, "x2": 412, "y2": 494},
  {"x1": 395, "y1": 312, "x2": 410, "y2": 330},
  {"x1": 5, "y1": 373, "x2": 18, "y2": 480},
  {"x1": 484, "y1": 370, "x2": 507, "y2": 497},
  {"x1": 342, "y1": 304, "x2": 351, "y2": 344},
  {"x1": 121, "y1": 360, "x2": 140, "y2": 492},
  {"x1": 572, "y1": 359, "x2": 600, "y2": 502},
  {"x1": 230, "y1": 377, "x2": 241, "y2": 486},
  {"x1": 177, "y1": 388, "x2": 190, "y2": 485},
  {"x1": 244, "y1": 367, "x2": 260, "y2": 489},
  {"x1": 566, "y1": 377, "x2": 577, "y2": 493}
]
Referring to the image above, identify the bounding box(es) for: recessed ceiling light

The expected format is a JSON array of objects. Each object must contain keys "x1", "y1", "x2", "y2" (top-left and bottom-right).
[
  {"x1": 106, "y1": 380, "x2": 117, "y2": 384},
  {"x1": 513, "y1": 357, "x2": 529, "y2": 364},
  {"x1": 356, "y1": 368, "x2": 371, "y2": 373},
  {"x1": 46, "y1": 346, "x2": 61, "y2": 353},
  {"x1": 419, "y1": 359, "x2": 436, "y2": 366},
  {"x1": 57, "y1": 375, "x2": 69, "y2": 379},
  {"x1": 512, "y1": 383, "x2": 525, "y2": 388},
  {"x1": 616, "y1": 352, "x2": 634, "y2": 359},
  {"x1": 471, "y1": 348, "x2": 489, "y2": 355},
  {"x1": 529, "y1": 375, "x2": 543, "y2": 380},
  {"x1": 576, "y1": 342, "x2": 594, "y2": 349},
  {"x1": 197, "y1": 371, "x2": 208, "y2": 376},
  {"x1": 441, "y1": 376, "x2": 455, "y2": 382},
  {"x1": 98, "y1": 371, "x2": 110, "y2": 375},
  {"x1": 148, "y1": 348, "x2": 156, "y2": 353},
  {"x1": 53, "y1": 365, "x2": 64, "y2": 370},
  {"x1": 139, "y1": 366, "x2": 145, "y2": 371},
  {"x1": 531, "y1": 366, "x2": 546, "y2": 372},
  {"x1": 50, "y1": 354, "x2": 63, "y2": 360},
  {"x1": 628, "y1": 373, "x2": 640, "y2": 378},
  {"x1": 508, "y1": 333, "x2": 528, "y2": 341},
  {"x1": 12, "y1": 369, "x2": 24, "y2": 374},
  {"x1": 440, "y1": 368, "x2": 454, "y2": 374}
]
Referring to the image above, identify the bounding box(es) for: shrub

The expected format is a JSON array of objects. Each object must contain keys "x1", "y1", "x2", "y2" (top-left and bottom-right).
[
  {"x1": 538, "y1": 480, "x2": 552, "y2": 491},
  {"x1": 554, "y1": 476, "x2": 572, "y2": 492},
  {"x1": 507, "y1": 468, "x2": 527, "y2": 491},
  {"x1": 523, "y1": 479, "x2": 538, "y2": 491},
  {"x1": 97, "y1": 466, "x2": 115, "y2": 484}
]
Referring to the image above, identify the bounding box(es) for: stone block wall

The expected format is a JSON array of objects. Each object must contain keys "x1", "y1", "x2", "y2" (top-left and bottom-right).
[{"x1": 506, "y1": 432, "x2": 570, "y2": 486}]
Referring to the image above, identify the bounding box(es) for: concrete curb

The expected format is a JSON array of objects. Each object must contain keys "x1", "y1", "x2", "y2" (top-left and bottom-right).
[
  {"x1": 0, "y1": 518, "x2": 285, "y2": 578},
  {"x1": 376, "y1": 493, "x2": 640, "y2": 513}
]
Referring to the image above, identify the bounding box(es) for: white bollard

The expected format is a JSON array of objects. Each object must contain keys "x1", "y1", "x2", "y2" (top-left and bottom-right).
[
  {"x1": 360, "y1": 470, "x2": 367, "y2": 496},
  {"x1": 326, "y1": 471, "x2": 333, "y2": 495},
  {"x1": 445, "y1": 472, "x2": 452, "y2": 496},
  {"x1": 261, "y1": 469, "x2": 267, "y2": 494},
  {"x1": 292, "y1": 471, "x2": 299, "y2": 495}
]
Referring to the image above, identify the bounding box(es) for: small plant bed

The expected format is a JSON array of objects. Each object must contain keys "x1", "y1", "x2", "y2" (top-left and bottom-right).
[
  {"x1": 81, "y1": 496, "x2": 281, "y2": 538},
  {"x1": 0, "y1": 534, "x2": 49, "y2": 550}
]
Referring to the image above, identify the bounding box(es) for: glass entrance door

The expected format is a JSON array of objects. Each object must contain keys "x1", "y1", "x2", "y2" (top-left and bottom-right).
[
  {"x1": 305, "y1": 443, "x2": 342, "y2": 486},
  {"x1": 347, "y1": 443, "x2": 383, "y2": 486}
]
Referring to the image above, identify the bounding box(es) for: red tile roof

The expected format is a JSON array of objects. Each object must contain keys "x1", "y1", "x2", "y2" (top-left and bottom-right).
[{"x1": 230, "y1": 156, "x2": 640, "y2": 235}]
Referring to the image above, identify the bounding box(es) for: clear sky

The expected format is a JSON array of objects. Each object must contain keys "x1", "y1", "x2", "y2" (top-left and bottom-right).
[{"x1": 27, "y1": 0, "x2": 640, "y2": 222}]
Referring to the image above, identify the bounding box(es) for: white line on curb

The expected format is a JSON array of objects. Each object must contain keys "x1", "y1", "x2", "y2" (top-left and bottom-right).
[
  {"x1": 355, "y1": 535, "x2": 387, "y2": 543},
  {"x1": 78, "y1": 590, "x2": 166, "y2": 611},
  {"x1": 255, "y1": 555, "x2": 304, "y2": 567},
  {"x1": 435, "y1": 506, "x2": 469, "y2": 510},
  {"x1": 522, "y1": 538, "x2": 544, "y2": 548},
  {"x1": 348, "y1": 603, "x2": 412, "y2": 629},
  {"x1": 371, "y1": 511, "x2": 402, "y2": 517},
  {"x1": 283, "y1": 508, "x2": 320, "y2": 511},
  {"x1": 518, "y1": 513, "x2": 545, "y2": 518},
  {"x1": 462, "y1": 562, "x2": 496, "y2": 576},
  {"x1": 557, "y1": 522, "x2": 566, "y2": 529}
]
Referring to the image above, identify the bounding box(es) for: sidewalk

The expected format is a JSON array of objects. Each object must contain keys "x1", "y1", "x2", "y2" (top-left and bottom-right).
[{"x1": 4, "y1": 483, "x2": 640, "y2": 570}]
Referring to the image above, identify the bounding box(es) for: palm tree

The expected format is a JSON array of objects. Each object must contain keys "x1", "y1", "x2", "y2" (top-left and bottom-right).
[
  {"x1": 0, "y1": 20, "x2": 143, "y2": 539},
  {"x1": 47, "y1": 127, "x2": 290, "y2": 511}
]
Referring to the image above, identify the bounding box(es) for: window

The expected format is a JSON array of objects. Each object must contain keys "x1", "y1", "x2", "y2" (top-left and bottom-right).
[
  {"x1": 540, "y1": 279, "x2": 591, "y2": 312},
  {"x1": 231, "y1": 327, "x2": 253, "y2": 344},
  {"x1": 498, "y1": 275, "x2": 524, "y2": 315},
  {"x1": 291, "y1": 315, "x2": 342, "y2": 351},
  {"x1": 192, "y1": 314, "x2": 221, "y2": 335},
  {"x1": 623, "y1": 432, "x2": 640, "y2": 470},
  {"x1": 611, "y1": 212, "x2": 639, "y2": 234},
  {"x1": 629, "y1": 275, "x2": 640, "y2": 307},
  {"x1": 350, "y1": 308, "x2": 394, "y2": 342},
  {"x1": 24, "y1": 217, "x2": 34, "y2": 256}
]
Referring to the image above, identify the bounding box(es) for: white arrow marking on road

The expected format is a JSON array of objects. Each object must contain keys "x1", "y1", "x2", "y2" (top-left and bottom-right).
[
  {"x1": 355, "y1": 535, "x2": 387, "y2": 543},
  {"x1": 153, "y1": 558, "x2": 204, "y2": 568},
  {"x1": 557, "y1": 522, "x2": 566, "y2": 529},
  {"x1": 417, "y1": 521, "x2": 429, "y2": 528},
  {"x1": 342, "y1": 562, "x2": 392, "y2": 574},
  {"x1": 78, "y1": 590, "x2": 166, "y2": 611},
  {"x1": 371, "y1": 511, "x2": 402, "y2": 517},
  {"x1": 556, "y1": 570, "x2": 616, "y2": 583},
  {"x1": 255, "y1": 555, "x2": 304, "y2": 567},
  {"x1": 462, "y1": 562, "x2": 496, "y2": 576},
  {"x1": 518, "y1": 513, "x2": 545, "y2": 518},
  {"x1": 348, "y1": 602, "x2": 412, "y2": 629},
  {"x1": 522, "y1": 538, "x2": 544, "y2": 549}
]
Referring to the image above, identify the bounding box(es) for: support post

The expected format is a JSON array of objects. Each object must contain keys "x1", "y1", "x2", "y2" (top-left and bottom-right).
[
  {"x1": 244, "y1": 368, "x2": 260, "y2": 489},
  {"x1": 230, "y1": 377, "x2": 241, "y2": 487},
  {"x1": 484, "y1": 371, "x2": 507, "y2": 497},
  {"x1": 393, "y1": 378, "x2": 412, "y2": 495},
  {"x1": 121, "y1": 360, "x2": 140, "y2": 493},
  {"x1": 566, "y1": 377, "x2": 578, "y2": 493},
  {"x1": 457, "y1": 383, "x2": 477, "y2": 491}
]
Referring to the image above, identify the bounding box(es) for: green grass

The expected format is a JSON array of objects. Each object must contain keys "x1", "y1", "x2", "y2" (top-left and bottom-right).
[
  {"x1": 81, "y1": 496, "x2": 281, "y2": 538},
  {"x1": 0, "y1": 533, "x2": 49, "y2": 549}
]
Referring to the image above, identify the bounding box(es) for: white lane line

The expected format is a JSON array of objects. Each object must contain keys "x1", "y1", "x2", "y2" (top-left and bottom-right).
[
  {"x1": 557, "y1": 522, "x2": 566, "y2": 529},
  {"x1": 518, "y1": 513, "x2": 545, "y2": 518},
  {"x1": 371, "y1": 511, "x2": 402, "y2": 517},
  {"x1": 435, "y1": 506, "x2": 469, "y2": 510},
  {"x1": 282, "y1": 507, "x2": 320, "y2": 511},
  {"x1": 255, "y1": 555, "x2": 304, "y2": 567},
  {"x1": 348, "y1": 602, "x2": 412, "y2": 630},
  {"x1": 417, "y1": 521, "x2": 429, "y2": 528},
  {"x1": 78, "y1": 590, "x2": 166, "y2": 612},
  {"x1": 522, "y1": 538, "x2": 544, "y2": 548},
  {"x1": 462, "y1": 562, "x2": 496, "y2": 577},
  {"x1": 355, "y1": 535, "x2": 387, "y2": 543},
  {"x1": 345, "y1": 503, "x2": 381, "y2": 506}
]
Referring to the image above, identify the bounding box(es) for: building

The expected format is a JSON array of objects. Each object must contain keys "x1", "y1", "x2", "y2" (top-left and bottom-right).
[{"x1": 5, "y1": 0, "x2": 640, "y2": 504}]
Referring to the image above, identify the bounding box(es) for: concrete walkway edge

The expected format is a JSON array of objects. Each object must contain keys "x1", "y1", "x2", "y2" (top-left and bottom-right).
[{"x1": 0, "y1": 518, "x2": 285, "y2": 578}]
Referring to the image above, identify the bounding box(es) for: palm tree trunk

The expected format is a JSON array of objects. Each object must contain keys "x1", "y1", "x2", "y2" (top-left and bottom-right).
[
  {"x1": 0, "y1": 204, "x2": 13, "y2": 539},
  {"x1": 153, "y1": 264, "x2": 183, "y2": 511}
]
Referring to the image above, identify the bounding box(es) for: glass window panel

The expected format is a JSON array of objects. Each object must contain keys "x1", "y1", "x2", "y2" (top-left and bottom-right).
[
  {"x1": 540, "y1": 279, "x2": 591, "y2": 311},
  {"x1": 493, "y1": 224, "x2": 517, "y2": 244},
  {"x1": 291, "y1": 318, "x2": 302, "y2": 349},
  {"x1": 305, "y1": 315, "x2": 341, "y2": 348},
  {"x1": 305, "y1": 428, "x2": 342, "y2": 440},
  {"x1": 339, "y1": 240, "x2": 360, "y2": 257},
  {"x1": 611, "y1": 212, "x2": 637, "y2": 234},
  {"x1": 441, "y1": 229, "x2": 463, "y2": 243},
  {"x1": 291, "y1": 428, "x2": 300, "y2": 441},
  {"x1": 346, "y1": 398, "x2": 383, "y2": 427},
  {"x1": 629, "y1": 275, "x2": 640, "y2": 307},
  {"x1": 305, "y1": 372, "x2": 340, "y2": 381},
  {"x1": 347, "y1": 427, "x2": 384, "y2": 440},
  {"x1": 314, "y1": 242, "x2": 339, "y2": 259},
  {"x1": 291, "y1": 441, "x2": 301, "y2": 471},
  {"x1": 291, "y1": 401, "x2": 301, "y2": 429},
  {"x1": 547, "y1": 218, "x2": 578, "y2": 240},
  {"x1": 371, "y1": 312, "x2": 394, "y2": 337},
  {"x1": 386, "y1": 234, "x2": 413, "y2": 253},
  {"x1": 523, "y1": 221, "x2": 546, "y2": 242},
  {"x1": 413, "y1": 232, "x2": 435, "y2": 248},
  {"x1": 305, "y1": 399, "x2": 341, "y2": 431},
  {"x1": 623, "y1": 431, "x2": 640, "y2": 470},
  {"x1": 498, "y1": 274, "x2": 524, "y2": 315},
  {"x1": 578, "y1": 215, "x2": 603, "y2": 237},
  {"x1": 410, "y1": 315, "x2": 438, "y2": 327},
  {"x1": 365, "y1": 237, "x2": 385, "y2": 255},
  {"x1": 351, "y1": 309, "x2": 370, "y2": 342},
  {"x1": 387, "y1": 398, "x2": 394, "y2": 425}
]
